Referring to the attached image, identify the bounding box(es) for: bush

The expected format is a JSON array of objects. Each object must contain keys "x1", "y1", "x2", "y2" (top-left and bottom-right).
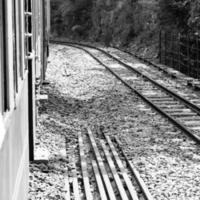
[{"x1": 158, "y1": 0, "x2": 190, "y2": 32}]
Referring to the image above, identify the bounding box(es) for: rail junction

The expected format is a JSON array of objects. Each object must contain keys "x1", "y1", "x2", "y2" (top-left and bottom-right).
[{"x1": 65, "y1": 126, "x2": 153, "y2": 200}]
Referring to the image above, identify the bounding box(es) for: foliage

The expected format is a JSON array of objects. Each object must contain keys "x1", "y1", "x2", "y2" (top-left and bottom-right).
[
  {"x1": 188, "y1": 1, "x2": 200, "y2": 35},
  {"x1": 51, "y1": 0, "x2": 93, "y2": 38},
  {"x1": 51, "y1": 0, "x2": 200, "y2": 47},
  {"x1": 158, "y1": 0, "x2": 200, "y2": 35},
  {"x1": 158, "y1": 0, "x2": 190, "y2": 32}
]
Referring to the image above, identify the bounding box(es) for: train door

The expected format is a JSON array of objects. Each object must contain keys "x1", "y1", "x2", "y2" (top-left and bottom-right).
[
  {"x1": 1, "y1": 0, "x2": 29, "y2": 199},
  {"x1": 26, "y1": 0, "x2": 50, "y2": 161},
  {"x1": 35, "y1": 0, "x2": 50, "y2": 83},
  {"x1": 25, "y1": 0, "x2": 36, "y2": 161},
  {"x1": 0, "y1": 0, "x2": 5, "y2": 114}
]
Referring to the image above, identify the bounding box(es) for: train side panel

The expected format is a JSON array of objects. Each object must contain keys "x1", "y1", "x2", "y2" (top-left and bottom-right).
[
  {"x1": 0, "y1": 0, "x2": 49, "y2": 199},
  {"x1": 35, "y1": 0, "x2": 50, "y2": 83},
  {"x1": 0, "y1": 0, "x2": 29, "y2": 199},
  {"x1": 0, "y1": 78, "x2": 29, "y2": 200}
]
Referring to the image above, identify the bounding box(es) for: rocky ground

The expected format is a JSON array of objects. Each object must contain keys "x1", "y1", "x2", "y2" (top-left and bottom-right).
[{"x1": 29, "y1": 43, "x2": 200, "y2": 200}]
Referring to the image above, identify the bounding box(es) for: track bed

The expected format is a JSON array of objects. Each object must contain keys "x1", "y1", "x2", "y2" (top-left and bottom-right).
[
  {"x1": 51, "y1": 40, "x2": 200, "y2": 144},
  {"x1": 29, "y1": 44, "x2": 200, "y2": 200},
  {"x1": 66, "y1": 126, "x2": 153, "y2": 200}
]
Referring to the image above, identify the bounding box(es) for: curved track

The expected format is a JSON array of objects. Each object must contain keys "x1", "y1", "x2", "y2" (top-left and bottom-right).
[{"x1": 50, "y1": 40, "x2": 200, "y2": 144}]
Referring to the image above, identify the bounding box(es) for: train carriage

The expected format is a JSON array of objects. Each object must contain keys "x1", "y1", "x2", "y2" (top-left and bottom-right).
[{"x1": 0, "y1": 0, "x2": 49, "y2": 199}]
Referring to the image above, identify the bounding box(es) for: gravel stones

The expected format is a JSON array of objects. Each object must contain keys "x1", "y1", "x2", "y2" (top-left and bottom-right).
[{"x1": 29, "y1": 44, "x2": 200, "y2": 200}]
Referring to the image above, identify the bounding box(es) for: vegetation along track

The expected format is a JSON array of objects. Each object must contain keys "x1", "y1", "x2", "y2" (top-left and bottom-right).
[
  {"x1": 66, "y1": 126, "x2": 154, "y2": 200},
  {"x1": 50, "y1": 40, "x2": 200, "y2": 144}
]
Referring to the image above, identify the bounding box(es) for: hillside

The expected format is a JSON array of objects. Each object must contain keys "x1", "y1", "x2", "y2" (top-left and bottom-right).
[{"x1": 50, "y1": 0, "x2": 200, "y2": 60}]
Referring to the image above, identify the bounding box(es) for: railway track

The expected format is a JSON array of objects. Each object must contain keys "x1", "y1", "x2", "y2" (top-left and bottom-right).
[
  {"x1": 65, "y1": 126, "x2": 153, "y2": 200},
  {"x1": 50, "y1": 40, "x2": 200, "y2": 144},
  {"x1": 105, "y1": 47, "x2": 200, "y2": 100},
  {"x1": 110, "y1": 47, "x2": 187, "y2": 80}
]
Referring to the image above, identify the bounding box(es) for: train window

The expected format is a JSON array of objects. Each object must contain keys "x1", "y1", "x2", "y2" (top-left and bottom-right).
[
  {"x1": 12, "y1": 0, "x2": 25, "y2": 95},
  {"x1": 26, "y1": 0, "x2": 32, "y2": 13},
  {"x1": 13, "y1": 0, "x2": 18, "y2": 94},
  {"x1": 0, "y1": 38, "x2": 3, "y2": 113},
  {"x1": 18, "y1": 0, "x2": 24, "y2": 78}
]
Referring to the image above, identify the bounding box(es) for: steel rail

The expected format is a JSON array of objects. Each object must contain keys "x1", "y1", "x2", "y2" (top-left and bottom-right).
[
  {"x1": 88, "y1": 127, "x2": 153, "y2": 200},
  {"x1": 87, "y1": 127, "x2": 117, "y2": 200},
  {"x1": 78, "y1": 132, "x2": 93, "y2": 200},
  {"x1": 64, "y1": 170, "x2": 70, "y2": 200},
  {"x1": 113, "y1": 47, "x2": 166, "y2": 70},
  {"x1": 51, "y1": 41, "x2": 200, "y2": 144},
  {"x1": 72, "y1": 160, "x2": 81, "y2": 200},
  {"x1": 91, "y1": 160, "x2": 108, "y2": 200},
  {"x1": 114, "y1": 137, "x2": 154, "y2": 200},
  {"x1": 101, "y1": 141, "x2": 129, "y2": 200},
  {"x1": 105, "y1": 136, "x2": 139, "y2": 200}
]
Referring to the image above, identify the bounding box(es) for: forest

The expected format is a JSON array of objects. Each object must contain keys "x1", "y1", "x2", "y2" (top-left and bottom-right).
[{"x1": 50, "y1": 0, "x2": 200, "y2": 59}]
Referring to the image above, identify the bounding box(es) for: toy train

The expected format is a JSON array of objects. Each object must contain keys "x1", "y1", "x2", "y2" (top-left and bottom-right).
[{"x1": 0, "y1": 0, "x2": 50, "y2": 199}]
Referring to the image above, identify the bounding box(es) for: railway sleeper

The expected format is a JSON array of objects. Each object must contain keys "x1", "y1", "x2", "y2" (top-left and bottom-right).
[
  {"x1": 183, "y1": 121, "x2": 200, "y2": 125},
  {"x1": 163, "y1": 109, "x2": 192, "y2": 113},
  {"x1": 170, "y1": 112, "x2": 197, "y2": 117},
  {"x1": 178, "y1": 116, "x2": 200, "y2": 121},
  {"x1": 147, "y1": 97, "x2": 174, "y2": 101}
]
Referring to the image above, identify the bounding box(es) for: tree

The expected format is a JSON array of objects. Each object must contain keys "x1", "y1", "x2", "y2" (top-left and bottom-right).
[
  {"x1": 158, "y1": 0, "x2": 190, "y2": 32},
  {"x1": 188, "y1": 1, "x2": 200, "y2": 35}
]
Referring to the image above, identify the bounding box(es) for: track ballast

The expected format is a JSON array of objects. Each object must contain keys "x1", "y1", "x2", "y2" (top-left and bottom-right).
[{"x1": 51, "y1": 40, "x2": 200, "y2": 144}]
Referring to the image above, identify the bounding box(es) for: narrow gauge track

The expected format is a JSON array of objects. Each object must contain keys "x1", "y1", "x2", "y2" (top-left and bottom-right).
[
  {"x1": 105, "y1": 47, "x2": 200, "y2": 104},
  {"x1": 65, "y1": 127, "x2": 153, "y2": 200},
  {"x1": 111, "y1": 47, "x2": 187, "y2": 80},
  {"x1": 50, "y1": 40, "x2": 200, "y2": 144}
]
